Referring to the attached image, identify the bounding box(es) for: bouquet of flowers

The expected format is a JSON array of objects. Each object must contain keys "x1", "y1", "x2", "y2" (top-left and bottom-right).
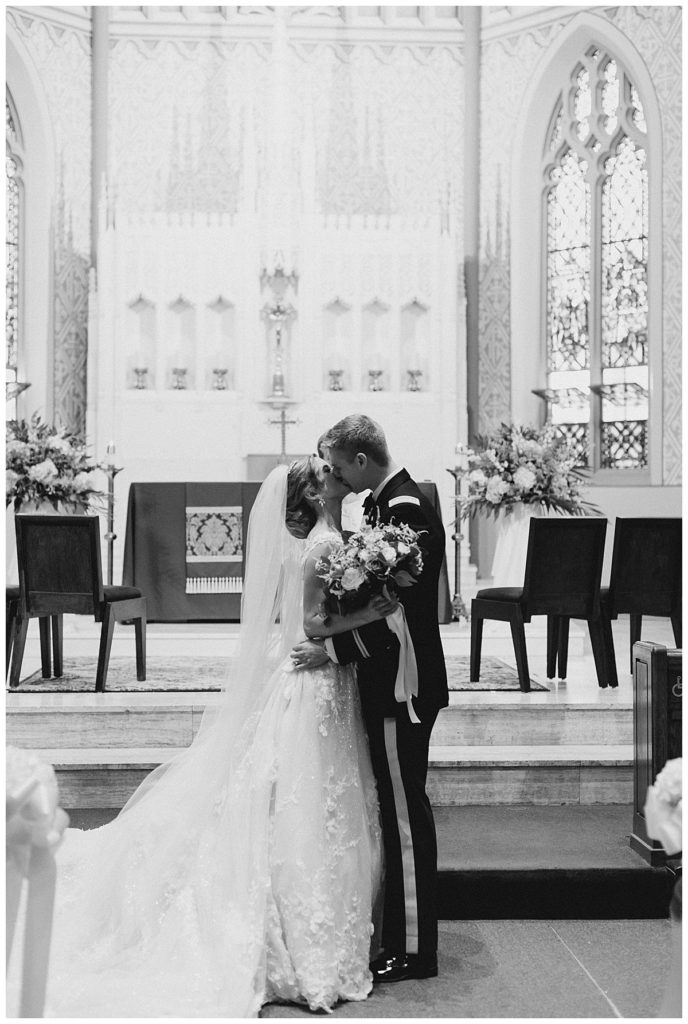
[
  {"x1": 457, "y1": 423, "x2": 596, "y2": 520},
  {"x1": 315, "y1": 520, "x2": 424, "y2": 614},
  {"x1": 6, "y1": 414, "x2": 105, "y2": 512},
  {"x1": 644, "y1": 757, "x2": 682, "y2": 856}
]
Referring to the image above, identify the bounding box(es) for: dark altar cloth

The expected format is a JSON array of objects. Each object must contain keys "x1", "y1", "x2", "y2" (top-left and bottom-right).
[
  {"x1": 122, "y1": 480, "x2": 451, "y2": 623},
  {"x1": 122, "y1": 482, "x2": 261, "y2": 621}
]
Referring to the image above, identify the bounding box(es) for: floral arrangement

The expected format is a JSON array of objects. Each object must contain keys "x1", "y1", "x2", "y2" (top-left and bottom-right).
[
  {"x1": 315, "y1": 520, "x2": 424, "y2": 614},
  {"x1": 457, "y1": 423, "x2": 596, "y2": 520},
  {"x1": 644, "y1": 757, "x2": 682, "y2": 856},
  {"x1": 6, "y1": 414, "x2": 104, "y2": 512}
]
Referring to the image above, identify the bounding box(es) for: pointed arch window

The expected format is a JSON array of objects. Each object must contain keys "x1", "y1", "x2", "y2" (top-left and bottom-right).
[
  {"x1": 537, "y1": 48, "x2": 649, "y2": 471},
  {"x1": 6, "y1": 91, "x2": 27, "y2": 415}
]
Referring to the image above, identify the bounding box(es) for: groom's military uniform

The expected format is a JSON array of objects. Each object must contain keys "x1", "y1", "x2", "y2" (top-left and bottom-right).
[{"x1": 327, "y1": 469, "x2": 448, "y2": 966}]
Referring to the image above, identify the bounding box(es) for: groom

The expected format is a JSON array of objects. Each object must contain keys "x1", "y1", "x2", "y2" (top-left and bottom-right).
[{"x1": 293, "y1": 414, "x2": 448, "y2": 983}]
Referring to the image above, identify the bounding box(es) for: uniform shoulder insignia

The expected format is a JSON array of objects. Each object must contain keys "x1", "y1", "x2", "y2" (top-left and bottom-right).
[{"x1": 388, "y1": 495, "x2": 420, "y2": 508}]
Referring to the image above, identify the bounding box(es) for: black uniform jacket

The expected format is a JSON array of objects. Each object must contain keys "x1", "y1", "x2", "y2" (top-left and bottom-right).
[{"x1": 331, "y1": 469, "x2": 449, "y2": 720}]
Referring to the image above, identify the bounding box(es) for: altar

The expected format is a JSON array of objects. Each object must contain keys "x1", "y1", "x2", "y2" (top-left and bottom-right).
[{"x1": 122, "y1": 480, "x2": 452, "y2": 622}]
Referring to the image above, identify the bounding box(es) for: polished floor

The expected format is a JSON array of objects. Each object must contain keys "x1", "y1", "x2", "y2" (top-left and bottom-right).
[{"x1": 261, "y1": 918, "x2": 678, "y2": 1018}]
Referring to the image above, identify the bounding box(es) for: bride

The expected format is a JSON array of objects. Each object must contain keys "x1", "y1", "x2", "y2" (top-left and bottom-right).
[{"x1": 15, "y1": 457, "x2": 395, "y2": 1018}]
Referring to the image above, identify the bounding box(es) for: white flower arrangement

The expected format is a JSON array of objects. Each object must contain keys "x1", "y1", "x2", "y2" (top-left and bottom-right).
[
  {"x1": 644, "y1": 757, "x2": 682, "y2": 856},
  {"x1": 458, "y1": 423, "x2": 597, "y2": 520},
  {"x1": 6, "y1": 415, "x2": 104, "y2": 512},
  {"x1": 315, "y1": 520, "x2": 424, "y2": 614}
]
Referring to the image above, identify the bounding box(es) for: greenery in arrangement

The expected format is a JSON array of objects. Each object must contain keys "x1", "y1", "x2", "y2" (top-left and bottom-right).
[
  {"x1": 6, "y1": 414, "x2": 105, "y2": 512},
  {"x1": 457, "y1": 423, "x2": 597, "y2": 520}
]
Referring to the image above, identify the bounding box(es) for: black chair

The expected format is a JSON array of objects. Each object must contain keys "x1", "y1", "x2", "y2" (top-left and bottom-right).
[
  {"x1": 470, "y1": 517, "x2": 609, "y2": 691},
  {"x1": 600, "y1": 517, "x2": 682, "y2": 685},
  {"x1": 8, "y1": 515, "x2": 146, "y2": 692}
]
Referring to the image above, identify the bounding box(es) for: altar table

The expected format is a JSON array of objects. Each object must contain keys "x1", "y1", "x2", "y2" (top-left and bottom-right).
[{"x1": 122, "y1": 481, "x2": 452, "y2": 622}]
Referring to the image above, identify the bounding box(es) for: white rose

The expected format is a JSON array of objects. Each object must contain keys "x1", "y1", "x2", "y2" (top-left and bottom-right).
[
  {"x1": 28, "y1": 459, "x2": 58, "y2": 484},
  {"x1": 6, "y1": 469, "x2": 19, "y2": 496},
  {"x1": 72, "y1": 471, "x2": 94, "y2": 493},
  {"x1": 48, "y1": 435, "x2": 73, "y2": 455},
  {"x1": 340, "y1": 567, "x2": 367, "y2": 591},
  {"x1": 469, "y1": 469, "x2": 487, "y2": 487},
  {"x1": 486, "y1": 477, "x2": 510, "y2": 504},
  {"x1": 382, "y1": 546, "x2": 397, "y2": 564},
  {"x1": 513, "y1": 466, "x2": 537, "y2": 492},
  {"x1": 397, "y1": 542, "x2": 410, "y2": 556},
  {"x1": 6, "y1": 439, "x2": 30, "y2": 458},
  {"x1": 520, "y1": 439, "x2": 542, "y2": 457}
]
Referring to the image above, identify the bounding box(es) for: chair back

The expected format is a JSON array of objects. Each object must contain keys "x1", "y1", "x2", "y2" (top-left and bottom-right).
[
  {"x1": 607, "y1": 517, "x2": 682, "y2": 616},
  {"x1": 521, "y1": 517, "x2": 607, "y2": 618},
  {"x1": 15, "y1": 515, "x2": 104, "y2": 617}
]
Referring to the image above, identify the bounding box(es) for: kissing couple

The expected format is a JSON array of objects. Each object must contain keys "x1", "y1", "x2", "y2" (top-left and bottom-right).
[{"x1": 24, "y1": 414, "x2": 448, "y2": 1018}]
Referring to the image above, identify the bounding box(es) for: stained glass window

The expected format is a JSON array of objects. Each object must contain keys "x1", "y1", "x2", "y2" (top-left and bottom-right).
[{"x1": 540, "y1": 49, "x2": 649, "y2": 471}]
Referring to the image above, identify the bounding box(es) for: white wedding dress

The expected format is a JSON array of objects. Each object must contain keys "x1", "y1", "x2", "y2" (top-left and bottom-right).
[{"x1": 9, "y1": 475, "x2": 382, "y2": 1018}]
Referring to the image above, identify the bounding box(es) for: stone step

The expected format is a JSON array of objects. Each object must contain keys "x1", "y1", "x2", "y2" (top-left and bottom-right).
[
  {"x1": 432, "y1": 701, "x2": 631, "y2": 746},
  {"x1": 16, "y1": 617, "x2": 587, "y2": 662},
  {"x1": 7, "y1": 698, "x2": 632, "y2": 749},
  {"x1": 66, "y1": 804, "x2": 672, "y2": 921},
  {"x1": 427, "y1": 744, "x2": 633, "y2": 806},
  {"x1": 40, "y1": 744, "x2": 633, "y2": 810}
]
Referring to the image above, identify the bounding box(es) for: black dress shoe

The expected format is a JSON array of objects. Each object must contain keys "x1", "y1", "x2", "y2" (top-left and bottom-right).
[{"x1": 370, "y1": 953, "x2": 438, "y2": 983}]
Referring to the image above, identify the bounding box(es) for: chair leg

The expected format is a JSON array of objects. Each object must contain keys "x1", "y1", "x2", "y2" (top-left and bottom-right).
[
  {"x1": 629, "y1": 614, "x2": 642, "y2": 673},
  {"x1": 588, "y1": 616, "x2": 610, "y2": 688},
  {"x1": 557, "y1": 617, "x2": 570, "y2": 680},
  {"x1": 38, "y1": 618, "x2": 52, "y2": 678},
  {"x1": 96, "y1": 604, "x2": 116, "y2": 693},
  {"x1": 546, "y1": 616, "x2": 558, "y2": 679},
  {"x1": 51, "y1": 615, "x2": 63, "y2": 677},
  {"x1": 134, "y1": 614, "x2": 146, "y2": 682},
  {"x1": 600, "y1": 611, "x2": 618, "y2": 688},
  {"x1": 9, "y1": 618, "x2": 29, "y2": 689},
  {"x1": 670, "y1": 611, "x2": 682, "y2": 649},
  {"x1": 470, "y1": 609, "x2": 483, "y2": 682},
  {"x1": 508, "y1": 608, "x2": 530, "y2": 692},
  {"x1": 6, "y1": 601, "x2": 17, "y2": 675}
]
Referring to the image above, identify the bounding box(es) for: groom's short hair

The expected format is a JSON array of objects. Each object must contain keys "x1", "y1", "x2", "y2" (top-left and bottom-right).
[{"x1": 324, "y1": 415, "x2": 390, "y2": 467}]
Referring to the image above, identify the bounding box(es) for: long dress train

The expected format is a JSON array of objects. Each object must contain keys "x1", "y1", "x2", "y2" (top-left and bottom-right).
[{"x1": 8, "y1": 526, "x2": 382, "y2": 1018}]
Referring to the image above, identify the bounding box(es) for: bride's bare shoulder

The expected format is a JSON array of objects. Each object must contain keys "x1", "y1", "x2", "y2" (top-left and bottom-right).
[{"x1": 302, "y1": 529, "x2": 343, "y2": 561}]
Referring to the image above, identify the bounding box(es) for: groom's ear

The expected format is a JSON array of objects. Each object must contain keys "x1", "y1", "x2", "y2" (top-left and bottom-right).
[{"x1": 355, "y1": 452, "x2": 368, "y2": 470}]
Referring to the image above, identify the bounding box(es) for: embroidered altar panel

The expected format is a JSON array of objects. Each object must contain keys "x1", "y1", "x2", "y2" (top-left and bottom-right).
[{"x1": 185, "y1": 483, "x2": 244, "y2": 594}]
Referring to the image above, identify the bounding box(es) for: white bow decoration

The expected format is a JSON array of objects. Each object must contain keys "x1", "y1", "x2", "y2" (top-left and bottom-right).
[{"x1": 6, "y1": 747, "x2": 69, "y2": 1018}]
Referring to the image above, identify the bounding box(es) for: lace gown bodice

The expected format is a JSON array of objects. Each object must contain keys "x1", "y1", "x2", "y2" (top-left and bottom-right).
[{"x1": 8, "y1": 524, "x2": 382, "y2": 1019}]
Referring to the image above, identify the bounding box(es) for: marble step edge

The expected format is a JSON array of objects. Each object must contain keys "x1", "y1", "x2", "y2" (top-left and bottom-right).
[
  {"x1": 6, "y1": 694, "x2": 632, "y2": 713},
  {"x1": 35, "y1": 744, "x2": 634, "y2": 770},
  {"x1": 20, "y1": 621, "x2": 587, "y2": 640}
]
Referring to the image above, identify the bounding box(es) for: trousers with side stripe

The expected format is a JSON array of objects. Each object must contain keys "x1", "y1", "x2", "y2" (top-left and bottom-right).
[{"x1": 361, "y1": 696, "x2": 439, "y2": 959}]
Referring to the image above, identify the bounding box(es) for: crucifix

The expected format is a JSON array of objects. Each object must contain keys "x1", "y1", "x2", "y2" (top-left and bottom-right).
[{"x1": 268, "y1": 403, "x2": 300, "y2": 463}]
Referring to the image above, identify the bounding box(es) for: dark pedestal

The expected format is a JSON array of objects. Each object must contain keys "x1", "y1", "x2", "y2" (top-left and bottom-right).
[{"x1": 630, "y1": 641, "x2": 682, "y2": 865}]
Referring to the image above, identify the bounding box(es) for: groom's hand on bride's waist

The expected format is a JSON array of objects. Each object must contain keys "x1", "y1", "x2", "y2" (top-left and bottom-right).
[{"x1": 290, "y1": 638, "x2": 331, "y2": 670}]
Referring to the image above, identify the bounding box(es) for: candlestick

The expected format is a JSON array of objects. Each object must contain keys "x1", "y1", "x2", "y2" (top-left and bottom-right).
[
  {"x1": 103, "y1": 447, "x2": 123, "y2": 587},
  {"x1": 446, "y1": 442, "x2": 470, "y2": 621}
]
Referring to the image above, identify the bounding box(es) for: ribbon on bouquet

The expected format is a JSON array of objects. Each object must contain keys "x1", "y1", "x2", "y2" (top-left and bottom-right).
[
  {"x1": 385, "y1": 606, "x2": 420, "y2": 724},
  {"x1": 6, "y1": 748, "x2": 69, "y2": 1018}
]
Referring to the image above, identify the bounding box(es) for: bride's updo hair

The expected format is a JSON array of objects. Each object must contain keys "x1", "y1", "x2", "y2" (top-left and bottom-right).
[{"x1": 285, "y1": 456, "x2": 323, "y2": 538}]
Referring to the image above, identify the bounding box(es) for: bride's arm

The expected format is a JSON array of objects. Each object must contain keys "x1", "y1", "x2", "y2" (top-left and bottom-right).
[{"x1": 302, "y1": 542, "x2": 396, "y2": 638}]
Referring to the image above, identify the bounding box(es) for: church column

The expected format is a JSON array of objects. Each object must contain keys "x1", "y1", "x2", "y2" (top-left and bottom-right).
[
  {"x1": 463, "y1": 5, "x2": 480, "y2": 445},
  {"x1": 463, "y1": 6, "x2": 483, "y2": 573},
  {"x1": 91, "y1": 6, "x2": 109, "y2": 269}
]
